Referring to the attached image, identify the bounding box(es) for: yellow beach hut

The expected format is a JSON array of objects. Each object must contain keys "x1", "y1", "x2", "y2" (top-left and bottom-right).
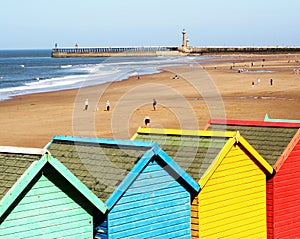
[{"x1": 132, "y1": 128, "x2": 274, "y2": 239}]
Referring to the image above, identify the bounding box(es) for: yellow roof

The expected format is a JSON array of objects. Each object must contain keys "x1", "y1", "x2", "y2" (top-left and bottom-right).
[{"x1": 133, "y1": 127, "x2": 274, "y2": 187}]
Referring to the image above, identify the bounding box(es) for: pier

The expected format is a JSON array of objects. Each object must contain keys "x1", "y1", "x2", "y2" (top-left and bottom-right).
[
  {"x1": 51, "y1": 46, "x2": 181, "y2": 57},
  {"x1": 51, "y1": 30, "x2": 300, "y2": 58}
]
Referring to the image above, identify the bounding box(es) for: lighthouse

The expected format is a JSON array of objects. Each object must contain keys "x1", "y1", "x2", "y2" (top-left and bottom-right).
[{"x1": 182, "y1": 29, "x2": 188, "y2": 48}]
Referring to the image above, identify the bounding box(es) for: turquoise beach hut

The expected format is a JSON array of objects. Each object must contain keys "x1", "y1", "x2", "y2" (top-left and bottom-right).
[
  {"x1": 264, "y1": 113, "x2": 300, "y2": 123},
  {"x1": 0, "y1": 146, "x2": 107, "y2": 239},
  {"x1": 47, "y1": 136, "x2": 200, "y2": 239}
]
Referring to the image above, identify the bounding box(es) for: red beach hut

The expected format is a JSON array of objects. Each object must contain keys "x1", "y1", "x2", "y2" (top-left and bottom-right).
[{"x1": 205, "y1": 119, "x2": 300, "y2": 239}]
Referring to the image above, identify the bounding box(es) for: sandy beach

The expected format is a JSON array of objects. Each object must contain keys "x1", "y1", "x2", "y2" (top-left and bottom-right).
[{"x1": 0, "y1": 53, "x2": 299, "y2": 148}]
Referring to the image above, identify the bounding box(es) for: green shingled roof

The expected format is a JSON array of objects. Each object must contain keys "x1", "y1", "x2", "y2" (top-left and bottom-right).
[
  {"x1": 48, "y1": 139, "x2": 150, "y2": 201},
  {"x1": 208, "y1": 124, "x2": 298, "y2": 166},
  {"x1": 135, "y1": 134, "x2": 227, "y2": 181},
  {"x1": 0, "y1": 152, "x2": 41, "y2": 199}
]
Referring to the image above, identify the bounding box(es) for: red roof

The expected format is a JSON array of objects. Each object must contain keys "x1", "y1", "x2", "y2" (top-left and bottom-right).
[{"x1": 204, "y1": 119, "x2": 300, "y2": 130}]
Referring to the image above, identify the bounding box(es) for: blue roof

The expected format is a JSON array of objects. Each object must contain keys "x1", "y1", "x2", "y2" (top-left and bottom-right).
[{"x1": 47, "y1": 136, "x2": 200, "y2": 210}]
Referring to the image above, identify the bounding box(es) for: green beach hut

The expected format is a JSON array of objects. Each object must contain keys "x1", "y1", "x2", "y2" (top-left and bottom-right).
[{"x1": 0, "y1": 146, "x2": 107, "y2": 239}]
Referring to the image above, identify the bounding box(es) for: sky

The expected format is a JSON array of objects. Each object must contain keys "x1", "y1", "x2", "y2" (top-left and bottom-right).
[{"x1": 1, "y1": 0, "x2": 299, "y2": 49}]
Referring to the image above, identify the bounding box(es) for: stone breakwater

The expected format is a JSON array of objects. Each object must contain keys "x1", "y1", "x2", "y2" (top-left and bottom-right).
[
  {"x1": 180, "y1": 46, "x2": 300, "y2": 55},
  {"x1": 51, "y1": 46, "x2": 300, "y2": 57}
]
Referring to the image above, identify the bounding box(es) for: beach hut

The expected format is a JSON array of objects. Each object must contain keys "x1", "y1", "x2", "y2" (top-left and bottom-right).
[
  {"x1": 264, "y1": 113, "x2": 300, "y2": 123},
  {"x1": 205, "y1": 119, "x2": 300, "y2": 239},
  {"x1": 46, "y1": 136, "x2": 200, "y2": 239},
  {"x1": 0, "y1": 146, "x2": 107, "y2": 239},
  {"x1": 132, "y1": 128, "x2": 273, "y2": 239}
]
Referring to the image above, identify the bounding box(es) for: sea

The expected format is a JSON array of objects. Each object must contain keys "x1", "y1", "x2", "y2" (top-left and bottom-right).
[{"x1": 0, "y1": 49, "x2": 206, "y2": 101}]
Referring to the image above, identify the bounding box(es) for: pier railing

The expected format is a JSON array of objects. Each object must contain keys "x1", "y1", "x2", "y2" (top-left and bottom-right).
[{"x1": 51, "y1": 46, "x2": 179, "y2": 57}]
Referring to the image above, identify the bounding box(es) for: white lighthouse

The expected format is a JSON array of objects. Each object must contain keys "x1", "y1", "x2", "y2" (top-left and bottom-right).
[{"x1": 182, "y1": 29, "x2": 188, "y2": 48}]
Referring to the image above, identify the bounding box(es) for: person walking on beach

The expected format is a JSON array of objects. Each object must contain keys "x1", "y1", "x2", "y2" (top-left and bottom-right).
[
  {"x1": 257, "y1": 78, "x2": 261, "y2": 84},
  {"x1": 153, "y1": 98, "x2": 157, "y2": 111},
  {"x1": 84, "y1": 98, "x2": 89, "y2": 110},
  {"x1": 144, "y1": 116, "x2": 150, "y2": 127},
  {"x1": 106, "y1": 100, "x2": 110, "y2": 111},
  {"x1": 270, "y1": 78, "x2": 273, "y2": 86}
]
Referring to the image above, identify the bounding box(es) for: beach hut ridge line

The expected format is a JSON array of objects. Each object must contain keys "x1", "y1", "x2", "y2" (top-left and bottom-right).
[
  {"x1": 204, "y1": 118, "x2": 300, "y2": 239},
  {"x1": 47, "y1": 135, "x2": 201, "y2": 238},
  {"x1": 199, "y1": 133, "x2": 274, "y2": 188},
  {"x1": 274, "y1": 129, "x2": 300, "y2": 171},
  {"x1": 132, "y1": 127, "x2": 275, "y2": 238},
  {"x1": 0, "y1": 151, "x2": 107, "y2": 219},
  {"x1": 105, "y1": 141, "x2": 200, "y2": 210},
  {"x1": 48, "y1": 136, "x2": 200, "y2": 200},
  {"x1": 133, "y1": 127, "x2": 274, "y2": 188}
]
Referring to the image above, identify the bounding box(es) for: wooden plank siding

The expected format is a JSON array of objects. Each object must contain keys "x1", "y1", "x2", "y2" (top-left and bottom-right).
[
  {"x1": 198, "y1": 144, "x2": 267, "y2": 238},
  {"x1": 270, "y1": 140, "x2": 300, "y2": 239},
  {"x1": 266, "y1": 179, "x2": 274, "y2": 238},
  {"x1": 205, "y1": 119, "x2": 300, "y2": 239},
  {"x1": 107, "y1": 160, "x2": 192, "y2": 239},
  {"x1": 191, "y1": 196, "x2": 199, "y2": 239},
  {"x1": 0, "y1": 174, "x2": 93, "y2": 239}
]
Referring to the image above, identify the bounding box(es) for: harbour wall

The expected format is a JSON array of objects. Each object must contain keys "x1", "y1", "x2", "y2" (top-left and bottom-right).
[
  {"x1": 51, "y1": 46, "x2": 300, "y2": 57},
  {"x1": 180, "y1": 46, "x2": 300, "y2": 55}
]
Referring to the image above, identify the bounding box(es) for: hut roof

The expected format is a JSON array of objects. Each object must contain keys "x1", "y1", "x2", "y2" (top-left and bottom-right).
[
  {"x1": 47, "y1": 136, "x2": 200, "y2": 207},
  {"x1": 205, "y1": 119, "x2": 300, "y2": 167},
  {"x1": 0, "y1": 147, "x2": 45, "y2": 199},
  {"x1": 0, "y1": 146, "x2": 107, "y2": 218},
  {"x1": 132, "y1": 128, "x2": 273, "y2": 185}
]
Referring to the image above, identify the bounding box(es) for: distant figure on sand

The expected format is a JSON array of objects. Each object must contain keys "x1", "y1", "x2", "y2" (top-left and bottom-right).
[
  {"x1": 106, "y1": 100, "x2": 110, "y2": 111},
  {"x1": 144, "y1": 116, "x2": 150, "y2": 127},
  {"x1": 84, "y1": 98, "x2": 89, "y2": 110},
  {"x1": 270, "y1": 78, "x2": 273, "y2": 86},
  {"x1": 153, "y1": 99, "x2": 157, "y2": 111}
]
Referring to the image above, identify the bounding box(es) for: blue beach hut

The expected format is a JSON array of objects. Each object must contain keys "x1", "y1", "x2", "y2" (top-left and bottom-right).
[
  {"x1": 47, "y1": 136, "x2": 200, "y2": 239},
  {"x1": 0, "y1": 146, "x2": 107, "y2": 239}
]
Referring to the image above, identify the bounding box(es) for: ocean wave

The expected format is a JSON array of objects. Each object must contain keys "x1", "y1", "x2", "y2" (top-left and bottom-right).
[
  {"x1": 0, "y1": 52, "x2": 206, "y2": 101},
  {"x1": 60, "y1": 64, "x2": 72, "y2": 68},
  {"x1": 0, "y1": 65, "x2": 159, "y2": 99},
  {"x1": 0, "y1": 75, "x2": 87, "y2": 95}
]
